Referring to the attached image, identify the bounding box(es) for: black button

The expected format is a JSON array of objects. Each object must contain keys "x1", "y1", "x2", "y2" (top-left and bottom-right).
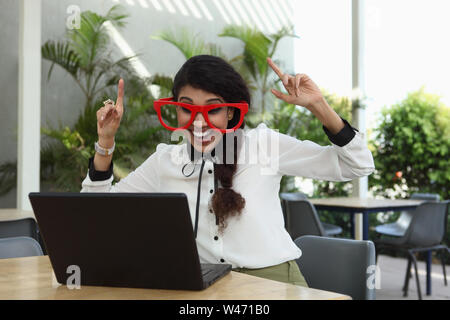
[
  {"x1": 220, "y1": 258, "x2": 225, "y2": 263},
  {"x1": 214, "y1": 236, "x2": 219, "y2": 241},
  {"x1": 209, "y1": 209, "x2": 213, "y2": 213},
  {"x1": 208, "y1": 170, "x2": 212, "y2": 174},
  {"x1": 210, "y1": 189, "x2": 213, "y2": 194}
]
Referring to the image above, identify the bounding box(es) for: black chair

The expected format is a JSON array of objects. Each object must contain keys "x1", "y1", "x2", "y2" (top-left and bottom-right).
[
  {"x1": 0, "y1": 218, "x2": 39, "y2": 240},
  {"x1": 295, "y1": 235, "x2": 376, "y2": 300},
  {"x1": 280, "y1": 193, "x2": 342, "y2": 239},
  {"x1": 374, "y1": 200, "x2": 450, "y2": 300},
  {"x1": 0, "y1": 236, "x2": 43, "y2": 259},
  {"x1": 0, "y1": 217, "x2": 45, "y2": 254},
  {"x1": 375, "y1": 193, "x2": 440, "y2": 237}
]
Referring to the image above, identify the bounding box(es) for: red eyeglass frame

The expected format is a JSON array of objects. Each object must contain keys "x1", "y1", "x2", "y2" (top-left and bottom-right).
[{"x1": 153, "y1": 97, "x2": 249, "y2": 133}]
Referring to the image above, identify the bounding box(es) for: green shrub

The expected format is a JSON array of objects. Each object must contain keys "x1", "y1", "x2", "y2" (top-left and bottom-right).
[
  {"x1": 368, "y1": 88, "x2": 450, "y2": 262},
  {"x1": 369, "y1": 88, "x2": 449, "y2": 200}
]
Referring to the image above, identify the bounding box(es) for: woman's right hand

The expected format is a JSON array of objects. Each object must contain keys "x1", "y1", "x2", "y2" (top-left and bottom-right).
[{"x1": 96, "y1": 79, "x2": 124, "y2": 145}]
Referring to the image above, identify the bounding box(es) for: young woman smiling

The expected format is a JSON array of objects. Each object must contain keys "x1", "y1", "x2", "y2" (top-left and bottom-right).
[{"x1": 81, "y1": 55, "x2": 375, "y2": 287}]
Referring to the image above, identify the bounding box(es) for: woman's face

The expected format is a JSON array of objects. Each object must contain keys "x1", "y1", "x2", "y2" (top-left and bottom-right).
[{"x1": 177, "y1": 85, "x2": 234, "y2": 153}]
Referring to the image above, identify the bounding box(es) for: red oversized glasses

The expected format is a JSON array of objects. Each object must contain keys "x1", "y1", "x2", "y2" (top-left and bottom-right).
[{"x1": 153, "y1": 97, "x2": 249, "y2": 133}]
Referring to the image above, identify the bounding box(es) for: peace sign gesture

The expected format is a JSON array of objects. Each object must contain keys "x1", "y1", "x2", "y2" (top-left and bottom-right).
[{"x1": 267, "y1": 58, "x2": 324, "y2": 110}]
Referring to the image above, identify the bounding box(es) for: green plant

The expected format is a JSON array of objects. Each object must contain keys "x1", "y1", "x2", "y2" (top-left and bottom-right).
[
  {"x1": 369, "y1": 88, "x2": 449, "y2": 200},
  {"x1": 39, "y1": 5, "x2": 168, "y2": 191},
  {"x1": 42, "y1": 5, "x2": 134, "y2": 108},
  {"x1": 0, "y1": 5, "x2": 175, "y2": 195},
  {"x1": 218, "y1": 25, "x2": 298, "y2": 115},
  {"x1": 151, "y1": 27, "x2": 228, "y2": 61},
  {"x1": 39, "y1": 73, "x2": 169, "y2": 191}
]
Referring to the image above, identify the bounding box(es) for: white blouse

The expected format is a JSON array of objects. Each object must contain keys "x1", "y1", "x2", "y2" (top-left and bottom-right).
[{"x1": 81, "y1": 122, "x2": 375, "y2": 269}]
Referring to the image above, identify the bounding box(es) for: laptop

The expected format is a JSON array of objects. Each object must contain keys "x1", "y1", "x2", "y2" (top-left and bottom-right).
[{"x1": 28, "y1": 192, "x2": 232, "y2": 290}]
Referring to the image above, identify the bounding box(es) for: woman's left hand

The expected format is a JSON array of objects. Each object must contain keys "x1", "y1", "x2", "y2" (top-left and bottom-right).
[{"x1": 267, "y1": 57, "x2": 324, "y2": 111}]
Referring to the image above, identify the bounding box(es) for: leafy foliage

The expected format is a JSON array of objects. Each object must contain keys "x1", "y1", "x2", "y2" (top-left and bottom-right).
[
  {"x1": 41, "y1": 4, "x2": 135, "y2": 108},
  {"x1": 368, "y1": 89, "x2": 450, "y2": 259},
  {"x1": 152, "y1": 27, "x2": 227, "y2": 61},
  {"x1": 369, "y1": 88, "x2": 449, "y2": 200},
  {"x1": 219, "y1": 25, "x2": 298, "y2": 113},
  {"x1": 0, "y1": 5, "x2": 174, "y2": 194}
]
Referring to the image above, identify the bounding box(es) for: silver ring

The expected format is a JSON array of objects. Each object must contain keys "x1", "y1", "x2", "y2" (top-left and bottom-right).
[{"x1": 103, "y1": 99, "x2": 114, "y2": 106}]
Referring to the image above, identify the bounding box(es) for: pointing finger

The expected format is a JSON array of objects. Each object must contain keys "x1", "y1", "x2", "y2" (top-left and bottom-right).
[
  {"x1": 116, "y1": 78, "x2": 124, "y2": 108},
  {"x1": 267, "y1": 57, "x2": 284, "y2": 79}
]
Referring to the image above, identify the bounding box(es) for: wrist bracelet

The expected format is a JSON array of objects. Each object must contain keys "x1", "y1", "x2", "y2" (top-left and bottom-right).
[{"x1": 95, "y1": 141, "x2": 115, "y2": 156}]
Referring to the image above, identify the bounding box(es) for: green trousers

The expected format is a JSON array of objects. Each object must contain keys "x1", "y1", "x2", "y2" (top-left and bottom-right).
[{"x1": 233, "y1": 260, "x2": 309, "y2": 287}]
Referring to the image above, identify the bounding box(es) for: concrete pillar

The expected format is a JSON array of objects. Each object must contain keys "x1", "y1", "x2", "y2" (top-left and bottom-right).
[
  {"x1": 17, "y1": 0, "x2": 41, "y2": 210},
  {"x1": 352, "y1": 0, "x2": 368, "y2": 240}
]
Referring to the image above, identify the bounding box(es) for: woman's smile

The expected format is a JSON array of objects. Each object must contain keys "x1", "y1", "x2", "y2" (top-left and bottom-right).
[{"x1": 189, "y1": 128, "x2": 215, "y2": 146}]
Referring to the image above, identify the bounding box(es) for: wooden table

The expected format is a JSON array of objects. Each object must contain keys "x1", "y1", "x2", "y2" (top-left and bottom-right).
[
  {"x1": 0, "y1": 209, "x2": 35, "y2": 222},
  {"x1": 309, "y1": 197, "x2": 424, "y2": 241},
  {"x1": 0, "y1": 256, "x2": 350, "y2": 300}
]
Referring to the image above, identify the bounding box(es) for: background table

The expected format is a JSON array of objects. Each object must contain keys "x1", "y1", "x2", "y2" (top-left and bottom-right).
[
  {"x1": 309, "y1": 197, "x2": 424, "y2": 241},
  {"x1": 0, "y1": 256, "x2": 350, "y2": 300},
  {"x1": 310, "y1": 197, "x2": 433, "y2": 295}
]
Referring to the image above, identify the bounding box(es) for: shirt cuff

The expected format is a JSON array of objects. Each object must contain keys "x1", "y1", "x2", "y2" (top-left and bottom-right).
[
  {"x1": 322, "y1": 117, "x2": 359, "y2": 147},
  {"x1": 88, "y1": 156, "x2": 114, "y2": 181}
]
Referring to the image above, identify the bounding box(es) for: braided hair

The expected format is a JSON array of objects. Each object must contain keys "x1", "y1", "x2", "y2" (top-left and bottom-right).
[{"x1": 172, "y1": 55, "x2": 250, "y2": 232}]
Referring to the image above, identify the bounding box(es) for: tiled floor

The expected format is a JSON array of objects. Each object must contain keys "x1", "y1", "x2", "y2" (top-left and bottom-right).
[{"x1": 376, "y1": 254, "x2": 450, "y2": 300}]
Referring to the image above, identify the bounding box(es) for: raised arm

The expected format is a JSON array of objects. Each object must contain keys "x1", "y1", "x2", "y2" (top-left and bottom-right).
[
  {"x1": 80, "y1": 78, "x2": 160, "y2": 193},
  {"x1": 259, "y1": 58, "x2": 375, "y2": 181}
]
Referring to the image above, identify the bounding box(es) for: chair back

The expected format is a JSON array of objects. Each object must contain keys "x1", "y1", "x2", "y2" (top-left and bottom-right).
[
  {"x1": 280, "y1": 193, "x2": 307, "y2": 226},
  {"x1": 404, "y1": 200, "x2": 449, "y2": 247},
  {"x1": 280, "y1": 196, "x2": 326, "y2": 238},
  {"x1": 411, "y1": 193, "x2": 441, "y2": 201},
  {"x1": 0, "y1": 236, "x2": 43, "y2": 259},
  {"x1": 295, "y1": 235, "x2": 376, "y2": 300},
  {"x1": 280, "y1": 193, "x2": 308, "y2": 201},
  {"x1": 396, "y1": 193, "x2": 441, "y2": 230}
]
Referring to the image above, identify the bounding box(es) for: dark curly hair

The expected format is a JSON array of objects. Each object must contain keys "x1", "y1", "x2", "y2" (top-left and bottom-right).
[{"x1": 172, "y1": 55, "x2": 250, "y2": 232}]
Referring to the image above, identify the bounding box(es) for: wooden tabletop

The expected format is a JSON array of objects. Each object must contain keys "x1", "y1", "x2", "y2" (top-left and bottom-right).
[
  {"x1": 309, "y1": 197, "x2": 424, "y2": 211},
  {"x1": 0, "y1": 209, "x2": 35, "y2": 222},
  {"x1": 0, "y1": 256, "x2": 350, "y2": 300}
]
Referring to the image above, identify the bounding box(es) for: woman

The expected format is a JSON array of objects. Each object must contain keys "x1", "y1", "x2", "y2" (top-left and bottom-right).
[{"x1": 81, "y1": 55, "x2": 375, "y2": 287}]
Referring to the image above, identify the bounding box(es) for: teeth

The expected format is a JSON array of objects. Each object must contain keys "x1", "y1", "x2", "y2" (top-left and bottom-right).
[{"x1": 192, "y1": 130, "x2": 212, "y2": 138}]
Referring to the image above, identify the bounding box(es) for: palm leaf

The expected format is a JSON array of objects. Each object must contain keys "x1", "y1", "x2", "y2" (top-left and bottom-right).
[
  {"x1": 42, "y1": 41, "x2": 80, "y2": 81},
  {"x1": 91, "y1": 55, "x2": 137, "y2": 95},
  {"x1": 68, "y1": 11, "x2": 109, "y2": 68},
  {"x1": 152, "y1": 28, "x2": 211, "y2": 60},
  {"x1": 268, "y1": 25, "x2": 299, "y2": 50},
  {"x1": 104, "y1": 4, "x2": 129, "y2": 28},
  {"x1": 205, "y1": 43, "x2": 229, "y2": 61},
  {"x1": 219, "y1": 25, "x2": 271, "y2": 79},
  {"x1": 151, "y1": 74, "x2": 174, "y2": 92},
  {"x1": 67, "y1": 5, "x2": 128, "y2": 69}
]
